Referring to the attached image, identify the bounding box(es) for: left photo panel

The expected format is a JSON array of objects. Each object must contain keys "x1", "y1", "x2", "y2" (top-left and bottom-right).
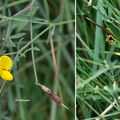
[{"x1": 0, "y1": 0, "x2": 75, "y2": 120}]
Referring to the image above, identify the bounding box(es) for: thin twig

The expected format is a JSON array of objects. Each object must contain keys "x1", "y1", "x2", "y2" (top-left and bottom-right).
[
  {"x1": 96, "y1": 101, "x2": 116, "y2": 120},
  {"x1": 0, "y1": 81, "x2": 6, "y2": 94},
  {"x1": 50, "y1": 26, "x2": 58, "y2": 78},
  {"x1": 29, "y1": 0, "x2": 39, "y2": 84},
  {"x1": 86, "y1": 17, "x2": 120, "y2": 40},
  {"x1": 49, "y1": 26, "x2": 69, "y2": 110}
]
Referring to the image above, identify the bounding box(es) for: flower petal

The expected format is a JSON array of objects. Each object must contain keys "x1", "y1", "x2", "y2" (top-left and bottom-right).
[
  {"x1": 0, "y1": 56, "x2": 13, "y2": 70},
  {"x1": 0, "y1": 70, "x2": 13, "y2": 81},
  {"x1": 0, "y1": 69, "x2": 2, "y2": 75}
]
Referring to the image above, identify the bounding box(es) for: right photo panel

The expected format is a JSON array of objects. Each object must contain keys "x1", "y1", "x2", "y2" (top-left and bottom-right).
[{"x1": 76, "y1": 0, "x2": 120, "y2": 119}]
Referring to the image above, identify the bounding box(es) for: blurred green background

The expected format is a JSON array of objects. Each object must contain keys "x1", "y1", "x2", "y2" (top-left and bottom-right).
[{"x1": 0, "y1": 0, "x2": 75, "y2": 120}]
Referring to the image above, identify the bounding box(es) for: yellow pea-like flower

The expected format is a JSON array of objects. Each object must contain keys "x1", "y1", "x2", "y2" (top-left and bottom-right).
[{"x1": 0, "y1": 55, "x2": 13, "y2": 81}]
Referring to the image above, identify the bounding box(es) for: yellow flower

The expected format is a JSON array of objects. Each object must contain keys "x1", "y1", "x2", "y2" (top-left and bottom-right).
[{"x1": 0, "y1": 55, "x2": 13, "y2": 81}]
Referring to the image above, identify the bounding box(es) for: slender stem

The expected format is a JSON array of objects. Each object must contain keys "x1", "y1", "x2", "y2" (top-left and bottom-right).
[
  {"x1": 0, "y1": 0, "x2": 29, "y2": 10},
  {"x1": 0, "y1": 81, "x2": 6, "y2": 94},
  {"x1": 50, "y1": 28, "x2": 58, "y2": 78},
  {"x1": 0, "y1": 14, "x2": 74, "y2": 26},
  {"x1": 77, "y1": 65, "x2": 120, "y2": 88},
  {"x1": 29, "y1": 2, "x2": 39, "y2": 84},
  {"x1": 96, "y1": 101, "x2": 116, "y2": 120},
  {"x1": 15, "y1": 40, "x2": 70, "y2": 75},
  {"x1": 17, "y1": 25, "x2": 51, "y2": 55}
]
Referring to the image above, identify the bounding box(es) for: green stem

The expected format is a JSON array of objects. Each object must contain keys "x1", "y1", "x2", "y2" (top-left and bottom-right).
[
  {"x1": 0, "y1": 0, "x2": 29, "y2": 10},
  {"x1": 29, "y1": 5, "x2": 39, "y2": 84}
]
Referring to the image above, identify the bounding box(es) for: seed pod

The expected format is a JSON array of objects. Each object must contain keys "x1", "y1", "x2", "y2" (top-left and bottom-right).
[
  {"x1": 39, "y1": 84, "x2": 69, "y2": 109},
  {"x1": 49, "y1": 92, "x2": 61, "y2": 104}
]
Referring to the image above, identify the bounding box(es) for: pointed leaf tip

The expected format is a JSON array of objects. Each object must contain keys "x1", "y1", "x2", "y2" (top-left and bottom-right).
[{"x1": 61, "y1": 103, "x2": 70, "y2": 110}]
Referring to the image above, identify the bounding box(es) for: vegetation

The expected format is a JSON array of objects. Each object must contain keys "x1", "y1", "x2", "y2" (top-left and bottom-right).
[
  {"x1": 0, "y1": 0, "x2": 75, "y2": 120},
  {"x1": 76, "y1": 0, "x2": 120, "y2": 119}
]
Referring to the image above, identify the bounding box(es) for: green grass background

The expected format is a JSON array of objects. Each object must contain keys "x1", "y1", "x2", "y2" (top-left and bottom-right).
[
  {"x1": 76, "y1": 0, "x2": 120, "y2": 119},
  {"x1": 0, "y1": 0, "x2": 75, "y2": 120}
]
